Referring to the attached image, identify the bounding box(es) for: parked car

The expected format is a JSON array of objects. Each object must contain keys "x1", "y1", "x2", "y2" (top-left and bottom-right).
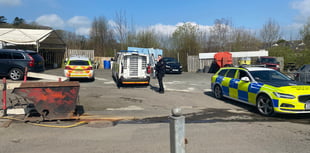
[
  {"x1": 0, "y1": 49, "x2": 45, "y2": 80},
  {"x1": 64, "y1": 56, "x2": 95, "y2": 81},
  {"x1": 295, "y1": 64, "x2": 310, "y2": 83},
  {"x1": 211, "y1": 66, "x2": 310, "y2": 116},
  {"x1": 163, "y1": 57, "x2": 182, "y2": 74},
  {"x1": 256, "y1": 56, "x2": 280, "y2": 71}
]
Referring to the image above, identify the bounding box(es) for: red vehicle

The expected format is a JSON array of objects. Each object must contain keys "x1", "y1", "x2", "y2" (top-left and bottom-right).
[
  {"x1": 208, "y1": 52, "x2": 233, "y2": 73},
  {"x1": 256, "y1": 56, "x2": 280, "y2": 71}
]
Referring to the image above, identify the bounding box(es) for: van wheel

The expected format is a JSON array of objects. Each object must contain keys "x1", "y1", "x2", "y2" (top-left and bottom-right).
[
  {"x1": 9, "y1": 68, "x2": 24, "y2": 81},
  {"x1": 256, "y1": 94, "x2": 274, "y2": 116}
]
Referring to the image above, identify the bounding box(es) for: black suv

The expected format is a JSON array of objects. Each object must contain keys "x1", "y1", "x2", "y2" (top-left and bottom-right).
[
  {"x1": 163, "y1": 57, "x2": 182, "y2": 74},
  {"x1": 0, "y1": 49, "x2": 45, "y2": 80}
]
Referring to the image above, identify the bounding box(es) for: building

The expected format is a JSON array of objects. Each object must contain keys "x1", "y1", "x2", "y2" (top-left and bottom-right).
[{"x1": 0, "y1": 28, "x2": 66, "y2": 68}]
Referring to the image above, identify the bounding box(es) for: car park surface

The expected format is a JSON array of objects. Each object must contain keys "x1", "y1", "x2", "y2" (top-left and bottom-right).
[{"x1": 1, "y1": 69, "x2": 310, "y2": 153}]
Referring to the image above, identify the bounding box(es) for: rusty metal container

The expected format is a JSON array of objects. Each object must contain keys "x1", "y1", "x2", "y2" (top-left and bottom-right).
[{"x1": 12, "y1": 81, "x2": 80, "y2": 120}]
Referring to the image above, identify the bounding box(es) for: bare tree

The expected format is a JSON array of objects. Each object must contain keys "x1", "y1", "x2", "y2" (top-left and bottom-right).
[
  {"x1": 231, "y1": 28, "x2": 261, "y2": 51},
  {"x1": 172, "y1": 22, "x2": 200, "y2": 71},
  {"x1": 90, "y1": 16, "x2": 114, "y2": 56},
  {"x1": 135, "y1": 30, "x2": 160, "y2": 48},
  {"x1": 114, "y1": 10, "x2": 128, "y2": 50},
  {"x1": 208, "y1": 18, "x2": 232, "y2": 51},
  {"x1": 300, "y1": 19, "x2": 310, "y2": 48},
  {"x1": 260, "y1": 18, "x2": 281, "y2": 49}
]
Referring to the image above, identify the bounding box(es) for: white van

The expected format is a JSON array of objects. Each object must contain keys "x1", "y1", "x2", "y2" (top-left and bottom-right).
[{"x1": 112, "y1": 51, "x2": 150, "y2": 85}]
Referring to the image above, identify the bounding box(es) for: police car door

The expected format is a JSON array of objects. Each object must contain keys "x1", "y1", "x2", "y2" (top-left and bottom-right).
[
  {"x1": 224, "y1": 69, "x2": 238, "y2": 99},
  {"x1": 237, "y1": 70, "x2": 251, "y2": 103}
]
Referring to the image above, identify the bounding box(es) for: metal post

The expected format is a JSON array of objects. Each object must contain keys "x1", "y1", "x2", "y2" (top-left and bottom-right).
[
  {"x1": 23, "y1": 67, "x2": 28, "y2": 82},
  {"x1": 169, "y1": 108, "x2": 185, "y2": 153},
  {"x1": 2, "y1": 77, "x2": 7, "y2": 116}
]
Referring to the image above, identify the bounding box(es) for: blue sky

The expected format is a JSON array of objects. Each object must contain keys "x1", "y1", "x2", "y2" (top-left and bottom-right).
[{"x1": 1, "y1": 0, "x2": 310, "y2": 39}]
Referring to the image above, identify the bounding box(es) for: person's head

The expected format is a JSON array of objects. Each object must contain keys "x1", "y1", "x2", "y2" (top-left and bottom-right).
[{"x1": 157, "y1": 55, "x2": 162, "y2": 61}]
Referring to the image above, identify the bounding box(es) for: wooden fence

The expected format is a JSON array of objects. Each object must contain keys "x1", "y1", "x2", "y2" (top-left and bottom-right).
[{"x1": 187, "y1": 55, "x2": 213, "y2": 72}]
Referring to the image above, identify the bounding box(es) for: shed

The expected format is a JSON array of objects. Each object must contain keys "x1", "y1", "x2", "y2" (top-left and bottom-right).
[{"x1": 0, "y1": 28, "x2": 66, "y2": 68}]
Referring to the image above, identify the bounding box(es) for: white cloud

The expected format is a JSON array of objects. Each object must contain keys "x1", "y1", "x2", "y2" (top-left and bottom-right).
[
  {"x1": 292, "y1": 0, "x2": 310, "y2": 22},
  {"x1": 75, "y1": 27, "x2": 91, "y2": 36},
  {"x1": 292, "y1": 0, "x2": 310, "y2": 15},
  {"x1": 147, "y1": 24, "x2": 177, "y2": 35},
  {"x1": 36, "y1": 14, "x2": 65, "y2": 29},
  {"x1": 67, "y1": 16, "x2": 91, "y2": 35},
  {"x1": 67, "y1": 16, "x2": 91, "y2": 28},
  {"x1": 146, "y1": 22, "x2": 213, "y2": 36},
  {"x1": 0, "y1": 0, "x2": 21, "y2": 6}
]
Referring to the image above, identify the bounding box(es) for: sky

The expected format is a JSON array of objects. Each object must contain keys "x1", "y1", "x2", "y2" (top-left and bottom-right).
[{"x1": 1, "y1": 0, "x2": 310, "y2": 39}]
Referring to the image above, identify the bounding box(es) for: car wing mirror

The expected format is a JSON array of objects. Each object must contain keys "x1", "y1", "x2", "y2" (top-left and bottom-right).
[{"x1": 241, "y1": 76, "x2": 250, "y2": 82}]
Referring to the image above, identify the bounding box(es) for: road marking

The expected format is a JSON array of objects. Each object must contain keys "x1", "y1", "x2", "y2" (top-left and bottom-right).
[
  {"x1": 95, "y1": 77, "x2": 108, "y2": 81},
  {"x1": 104, "y1": 81, "x2": 115, "y2": 84},
  {"x1": 106, "y1": 105, "x2": 144, "y2": 111},
  {"x1": 204, "y1": 89, "x2": 212, "y2": 92}
]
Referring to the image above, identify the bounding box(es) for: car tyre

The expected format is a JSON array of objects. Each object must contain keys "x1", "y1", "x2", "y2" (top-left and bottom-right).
[
  {"x1": 214, "y1": 85, "x2": 223, "y2": 99},
  {"x1": 9, "y1": 68, "x2": 24, "y2": 81},
  {"x1": 256, "y1": 94, "x2": 274, "y2": 116}
]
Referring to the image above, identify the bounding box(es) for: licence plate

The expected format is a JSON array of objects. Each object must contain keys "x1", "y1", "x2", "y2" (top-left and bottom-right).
[{"x1": 172, "y1": 69, "x2": 178, "y2": 71}]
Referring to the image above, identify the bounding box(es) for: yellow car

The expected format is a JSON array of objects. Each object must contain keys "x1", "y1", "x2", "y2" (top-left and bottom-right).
[
  {"x1": 211, "y1": 66, "x2": 310, "y2": 116},
  {"x1": 64, "y1": 56, "x2": 95, "y2": 81}
]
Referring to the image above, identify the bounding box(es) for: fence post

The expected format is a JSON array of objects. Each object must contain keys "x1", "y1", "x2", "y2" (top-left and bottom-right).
[
  {"x1": 169, "y1": 108, "x2": 185, "y2": 153},
  {"x1": 2, "y1": 77, "x2": 7, "y2": 116}
]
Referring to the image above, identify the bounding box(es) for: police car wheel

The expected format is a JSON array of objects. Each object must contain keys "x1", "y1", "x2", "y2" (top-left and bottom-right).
[
  {"x1": 214, "y1": 85, "x2": 223, "y2": 99},
  {"x1": 256, "y1": 94, "x2": 274, "y2": 116}
]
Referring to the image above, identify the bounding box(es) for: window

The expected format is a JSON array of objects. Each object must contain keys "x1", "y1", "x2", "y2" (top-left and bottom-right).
[
  {"x1": 12, "y1": 53, "x2": 25, "y2": 59},
  {"x1": 226, "y1": 69, "x2": 236, "y2": 78},
  {"x1": 250, "y1": 70, "x2": 291, "y2": 81},
  {"x1": 238, "y1": 70, "x2": 248, "y2": 79},
  {"x1": 0, "y1": 52, "x2": 11, "y2": 59},
  {"x1": 69, "y1": 60, "x2": 89, "y2": 65},
  {"x1": 218, "y1": 69, "x2": 228, "y2": 76}
]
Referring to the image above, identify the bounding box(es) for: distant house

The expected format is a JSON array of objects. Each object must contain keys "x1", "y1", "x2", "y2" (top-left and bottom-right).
[{"x1": 0, "y1": 28, "x2": 66, "y2": 68}]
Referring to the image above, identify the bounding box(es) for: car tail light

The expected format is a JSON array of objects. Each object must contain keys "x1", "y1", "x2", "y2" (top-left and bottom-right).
[
  {"x1": 147, "y1": 65, "x2": 152, "y2": 74},
  {"x1": 27, "y1": 55, "x2": 34, "y2": 67},
  {"x1": 85, "y1": 66, "x2": 93, "y2": 70},
  {"x1": 65, "y1": 66, "x2": 73, "y2": 70}
]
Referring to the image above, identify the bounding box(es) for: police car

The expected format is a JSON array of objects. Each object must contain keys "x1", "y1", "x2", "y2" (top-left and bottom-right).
[
  {"x1": 211, "y1": 66, "x2": 310, "y2": 116},
  {"x1": 64, "y1": 56, "x2": 95, "y2": 81}
]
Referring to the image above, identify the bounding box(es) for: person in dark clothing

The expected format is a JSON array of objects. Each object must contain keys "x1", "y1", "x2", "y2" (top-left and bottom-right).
[{"x1": 155, "y1": 55, "x2": 165, "y2": 93}]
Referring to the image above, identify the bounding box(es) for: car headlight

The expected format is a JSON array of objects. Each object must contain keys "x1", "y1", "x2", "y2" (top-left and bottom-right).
[
  {"x1": 273, "y1": 92, "x2": 295, "y2": 99},
  {"x1": 166, "y1": 65, "x2": 170, "y2": 68},
  {"x1": 180, "y1": 66, "x2": 182, "y2": 68}
]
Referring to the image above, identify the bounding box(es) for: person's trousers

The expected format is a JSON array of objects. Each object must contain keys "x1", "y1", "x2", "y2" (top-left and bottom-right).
[{"x1": 157, "y1": 76, "x2": 164, "y2": 92}]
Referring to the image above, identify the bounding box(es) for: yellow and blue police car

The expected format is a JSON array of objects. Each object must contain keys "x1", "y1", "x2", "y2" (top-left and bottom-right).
[
  {"x1": 211, "y1": 66, "x2": 310, "y2": 116},
  {"x1": 64, "y1": 56, "x2": 95, "y2": 81}
]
